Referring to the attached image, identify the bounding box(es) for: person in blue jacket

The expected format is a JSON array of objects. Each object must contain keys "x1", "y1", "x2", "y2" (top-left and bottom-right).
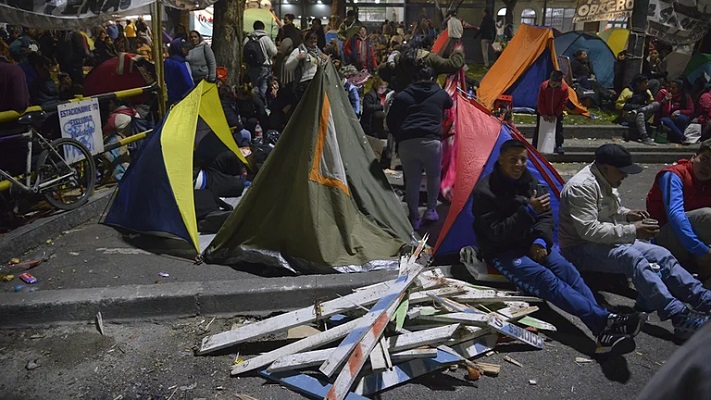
[{"x1": 164, "y1": 38, "x2": 194, "y2": 106}]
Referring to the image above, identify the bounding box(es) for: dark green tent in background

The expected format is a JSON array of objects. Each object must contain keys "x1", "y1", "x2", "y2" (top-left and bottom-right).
[{"x1": 204, "y1": 63, "x2": 413, "y2": 273}]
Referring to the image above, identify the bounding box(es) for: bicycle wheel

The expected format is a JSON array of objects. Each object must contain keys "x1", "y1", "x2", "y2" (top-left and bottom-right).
[{"x1": 36, "y1": 138, "x2": 96, "y2": 211}]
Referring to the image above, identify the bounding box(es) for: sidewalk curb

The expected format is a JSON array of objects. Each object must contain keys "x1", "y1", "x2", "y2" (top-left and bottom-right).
[
  {"x1": 0, "y1": 189, "x2": 114, "y2": 264},
  {"x1": 0, "y1": 270, "x2": 398, "y2": 328},
  {"x1": 517, "y1": 124, "x2": 627, "y2": 139}
]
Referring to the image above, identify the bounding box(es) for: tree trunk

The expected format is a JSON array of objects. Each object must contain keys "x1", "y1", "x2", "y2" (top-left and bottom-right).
[
  {"x1": 212, "y1": 0, "x2": 244, "y2": 87},
  {"x1": 502, "y1": 0, "x2": 516, "y2": 27},
  {"x1": 332, "y1": 0, "x2": 346, "y2": 20}
]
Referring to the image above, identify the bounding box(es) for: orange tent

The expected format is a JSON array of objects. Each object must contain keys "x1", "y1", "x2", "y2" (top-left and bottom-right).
[{"x1": 477, "y1": 24, "x2": 588, "y2": 116}]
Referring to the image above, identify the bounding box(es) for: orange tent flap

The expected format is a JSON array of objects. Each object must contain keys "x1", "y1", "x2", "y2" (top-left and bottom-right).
[{"x1": 477, "y1": 24, "x2": 589, "y2": 116}]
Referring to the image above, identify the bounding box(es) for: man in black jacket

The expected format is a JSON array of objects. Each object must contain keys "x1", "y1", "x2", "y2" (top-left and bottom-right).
[{"x1": 471, "y1": 139, "x2": 645, "y2": 356}]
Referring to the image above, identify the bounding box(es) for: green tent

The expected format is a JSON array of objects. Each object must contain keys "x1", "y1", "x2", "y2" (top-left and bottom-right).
[{"x1": 204, "y1": 63, "x2": 413, "y2": 273}]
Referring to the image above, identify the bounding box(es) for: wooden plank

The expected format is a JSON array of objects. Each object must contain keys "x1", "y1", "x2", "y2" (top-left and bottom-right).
[
  {"x1": 417, "y1": 312, "x2": 489, "y2": 326},
  {"x1": 389, "y1": 348, "x2": 438, "y2": 363},
  {"x1": 393, "y1": 298, "x2": 409, "y2": 332},
  {"x1": 379, "y1": 337, "x2": 393, "y2": 370},
  {"x1": 369, "y1": 340, "x2": 388, "y2": 373},
  {"x1": 319, "y1": 260, "x2": 424, "y2": 378},
  {"x1": 268, "y1": 329, "x2": 452, "y2": 374},
  {"x1": 387, "y1": 324, "x2": 460, "y2": 352},
  {"x1": 354, "y1": 334, "x2": 497, "y2": 396},
  {"x1": 408, "y1": 287, "x2": 466, "y2": 304},
  {"x1": 449, "y1": 334, "x2": 499, "y2": 359},
  {"x1": 323, "y1": 261, "x2": 425, "y2": 400},
  {"x1": 487, "y1": 315, "x2": 544, "y2": 349},
  {"x1": 354, "y1": 348, "x2": 462, "y2": 395},
  {"x1": 199, "y1": 281, "x2": 393, "y2": 355},
  {"x1": 268, "y1": 348, "x2": 335, "y2": 372},
  {"x1": 231, "y1": 317, "x2": 362, "y2": 375},
  {"x1": 259, "y1": 370, "x2": 369, "y2": 400}
]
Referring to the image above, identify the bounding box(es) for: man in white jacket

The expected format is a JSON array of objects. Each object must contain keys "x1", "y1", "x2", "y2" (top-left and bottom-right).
[
  {"x1": 244, "y1": 21, "x2": 277, "y2": 102},
  {"x1": 559, "y1": 144, "x2": 711, "y2": 340}
]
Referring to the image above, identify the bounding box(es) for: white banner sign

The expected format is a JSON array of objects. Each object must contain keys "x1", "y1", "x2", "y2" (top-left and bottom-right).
[
  {"x1": 58, "y1": 98, "x2": 104, "y2": 163},
  {"x1": 573, "y1": 0, "x2": 635, "y2": 23},
  {"x1": 647, "y1": 0, "x2": 711, "y2": 45},
  {"x1": 0, "y1": 0, "x2": 218, "y2": 29}
]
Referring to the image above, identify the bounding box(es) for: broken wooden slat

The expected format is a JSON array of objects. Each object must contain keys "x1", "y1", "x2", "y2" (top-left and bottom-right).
[
  {"x1": 408, "y1": 287, "x2": 467, "y2": 304},
  {"x1": 389, "y1": 348, "x2": 438, "y2": 363},
  {"x1": 417, "y1": 312, "x2": 489, "y2": 326},
  {"x1": 488, "y1": 315, "x2": 544, "y2": 349},
  {"x1": 388, "y1": 324, "x2": 460, "y2": 352},
  {"x1": 471, "y1": 361, "x2": 501, "y2": 376},
  {"x1": 231, "y1": 317, "x2": 362, "y2": 375},
  {"x1": 259, "y1": 370, "x2": 369, "y2": 400},
  {"x1": 449, "y1": 334, "x2": 499, "y2": 359},
  {"x1": 393, "y1": 298, "x2": 409, "y2": 332},
  {"x1": 319, "y1": 261, "x2": 424, "y2": 378},
  {"x1": 200, "y1": 281, "x2": 394, "y2": 355},
  {"x1": 369, "y1": 339, "x2": 388, "y2": 373},
  {"x1": 323, "y1": 262, "x2": 425, "y2": 400},
  {"x1": 379, "y1": 337, "x2": 393, "y2": 370},
  {"x1": 354, "y1": 348, "x2": 462, "y2": 395}
]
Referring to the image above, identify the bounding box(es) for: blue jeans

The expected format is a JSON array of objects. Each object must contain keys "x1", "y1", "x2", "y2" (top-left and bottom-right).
[
  {"x1": 492, "y1": 248, "x2": 609, "y2": 335},
  {"x1": 562, "y1": 240, "x2": 711, "y2": 320},
  {"x1": 660, "y1": 115, "x2": 690, "y2": 143}
]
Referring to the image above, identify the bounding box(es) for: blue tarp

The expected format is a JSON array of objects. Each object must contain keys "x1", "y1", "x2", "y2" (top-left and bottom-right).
[{"x1": 554, "y1": 32, "x2": 616, "y2": 89}]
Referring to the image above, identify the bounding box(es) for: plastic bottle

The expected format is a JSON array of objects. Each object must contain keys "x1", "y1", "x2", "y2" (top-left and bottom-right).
[
  {"x1": 254, "y1": 122, "x2": 263, "y2": 138},
  {"x1": 650, "y1": 263, "x2": 662, "y2": 279}
]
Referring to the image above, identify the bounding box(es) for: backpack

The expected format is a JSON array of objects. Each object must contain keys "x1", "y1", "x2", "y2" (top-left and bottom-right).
[{"x1": 243, "y1": 35, "x2": 266, "y2": 67}]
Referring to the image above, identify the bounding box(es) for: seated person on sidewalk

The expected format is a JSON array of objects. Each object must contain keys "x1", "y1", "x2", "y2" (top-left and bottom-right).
[
  {"x1": 194, "y1": 150, "x2": 246, "y2": 199},
  {"x1": 646, "y1": 139, "x2": 711, "y2": 280},
  {"x1": 615, "y1": 74, "x2": 659, "y2": 145},
  {"x1": 102, "y1": 99, "x2": 137, "y2": 181},
  {"x1": 570, "y1": 50, "x2": 615, "y2": 106},
  {"x1": 472, "y1": 139, "x2": 644, "y2": 356},
  {"x1": 532, "y1": 70, "x2": 568, "y2": 155},
  {"x1": 654, "y1": 79, "x2": 694, "y2": 143},
  {"x1": 559, "y1": 144, "x2": 711, "y2": 340}
]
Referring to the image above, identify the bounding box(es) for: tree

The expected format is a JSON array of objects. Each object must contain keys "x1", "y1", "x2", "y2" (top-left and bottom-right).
[
  {"x1": 212, "y1": 0, "x2": 244, "y2": 87},
  {"x1": 501, "y1": 0, "x2": 515, "y2": 31}
]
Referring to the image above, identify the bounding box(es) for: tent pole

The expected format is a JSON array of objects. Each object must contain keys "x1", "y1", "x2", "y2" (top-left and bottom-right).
[{"x1": 151, "y1": 0, "x2": 167, "y2": 117}]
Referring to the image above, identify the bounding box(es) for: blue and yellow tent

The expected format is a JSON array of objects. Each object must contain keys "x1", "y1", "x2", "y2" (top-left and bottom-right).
[{"x1": 103, "y1": 80, "x2": 248, "y2": 253}]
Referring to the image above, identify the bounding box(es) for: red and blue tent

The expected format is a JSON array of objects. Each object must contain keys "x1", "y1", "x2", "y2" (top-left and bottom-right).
[{"x1": 434, "y1": 93, "x2": 565, "y2": 257}]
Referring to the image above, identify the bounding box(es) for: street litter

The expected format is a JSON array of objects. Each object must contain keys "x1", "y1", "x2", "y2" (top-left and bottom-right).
[
  {"x1": 575, "y1": 357, "x2": 593, "y2": 364},
  {"x1": 198, "y1": 239, "x2": 554, "y2": 400},
  {"x1": 529, "y1": 379, "x2": 537, "y2": 385},
  {"x1": 504, "y1": 355, "x2": 523, "y2": 367},
  {"x1": 158, "y1": 272, "x2": 170, "y2": 277},
  {"x1": 96, "y1": 312, "x2": 105, "y2": 336},
  {"x1": 25, "y1": 359, "x2": 40, "y2": 370},
  {"x1": 19, "y1": 273, "x2": 37, "y2": 284}
]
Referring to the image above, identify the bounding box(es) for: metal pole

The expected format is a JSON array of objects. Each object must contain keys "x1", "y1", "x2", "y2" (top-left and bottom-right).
[
  {"x1": 151, "y1": 0, "x2": 167, "y2": 117},
  {"x1": 542, "y1": 0, "x2": 547, "y2": 26}
]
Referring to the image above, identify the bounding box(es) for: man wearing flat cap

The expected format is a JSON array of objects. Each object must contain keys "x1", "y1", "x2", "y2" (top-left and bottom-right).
[{"x1": 559, "y1": 144, "x2": 711, "y2": 340}]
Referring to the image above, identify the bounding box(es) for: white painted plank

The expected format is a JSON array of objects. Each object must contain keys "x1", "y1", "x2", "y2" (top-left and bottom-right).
[
  {"x1": 319, "y1": 260, "x2": 423, "y2": 378},
  {"x1": 387, "y1": 324, "x2": 461, "y2": 352},
  {"x1": 417, "y1": 312, "x2": 490, "y2": 326},
  {"x1": 487, "y1": 315, "x2": 545, "y2": 349},
  {"x1": 368, "y1": 340, "x2": 388, "y2": 373},
  {"x1": 231, "y1": 317, "x2": 362, "y2": 375},
  {"x1": 199, "y1": 280, "x2": 393, "y2": 355},
  {"x1": 389, "y1": 348, "x2": 438, "y2": 363},
  {"x1": 408, "y1": 287, "x2": 466, "y2": 304},
  {"x1": 323, "y1": 261, "x2": 425, "y2": 400}
]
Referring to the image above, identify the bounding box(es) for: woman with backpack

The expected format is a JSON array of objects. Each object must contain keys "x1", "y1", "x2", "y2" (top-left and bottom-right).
[{"x1": 186, "y1": 30, "x2": 216, "y2": 83}]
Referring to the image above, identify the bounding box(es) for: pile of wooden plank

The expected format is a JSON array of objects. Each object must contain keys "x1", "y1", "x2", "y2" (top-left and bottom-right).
[{"x1": 198, "y1": 243, "x2": 555, "y2": 399}]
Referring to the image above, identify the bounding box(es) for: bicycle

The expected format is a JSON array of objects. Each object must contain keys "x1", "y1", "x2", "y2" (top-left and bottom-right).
[{"x1": 0, "y1": 112, "x2": 96, "y2": 211}]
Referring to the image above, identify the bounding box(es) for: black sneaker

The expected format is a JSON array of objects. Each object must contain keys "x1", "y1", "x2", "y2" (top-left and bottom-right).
[
  {"x1": 595, "y1": 331, "x2": 635, "y2": 356},
  {"x1": 607, "y1": 312, "x2": 647, "y2": 337}
]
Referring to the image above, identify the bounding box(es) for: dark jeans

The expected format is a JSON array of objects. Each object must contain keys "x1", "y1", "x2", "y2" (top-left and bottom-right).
[{"x1": 660, "y1": 115, "x2": 690, "y2": 143}]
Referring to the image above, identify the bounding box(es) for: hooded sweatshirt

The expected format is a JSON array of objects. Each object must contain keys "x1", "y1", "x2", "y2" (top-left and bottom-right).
[
  {"x1": 164, "y1": 38, "x2": 194, "y2": 104},
  {"x1": 386, "y1": 81, "x2": 453, "y2": 143}
]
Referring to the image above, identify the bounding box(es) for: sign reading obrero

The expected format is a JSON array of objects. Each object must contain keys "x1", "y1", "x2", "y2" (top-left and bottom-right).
[{"x1": 573, "y1": 0, "x2": 634, "y2": 23}]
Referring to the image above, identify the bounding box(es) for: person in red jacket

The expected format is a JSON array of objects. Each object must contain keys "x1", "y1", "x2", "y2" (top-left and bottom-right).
[
  {"x1": 533, "y1": 70, "x2": 569, "y2": 155},
  {"x1": 646, "y1": 139, "x2": 711, "y2": 279},
  {"x1": 343, "y1": 26, "x2": 377, "y2": 72},
  {"x1": 655, "y1": 79, "x2": 694, "y2": 143}
]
